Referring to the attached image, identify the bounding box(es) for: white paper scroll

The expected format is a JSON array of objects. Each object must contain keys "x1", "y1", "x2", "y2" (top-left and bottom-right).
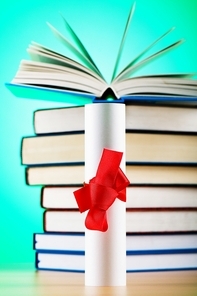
[{"x1": 85, "y1": 103, "x2": 126, "y2": 286}]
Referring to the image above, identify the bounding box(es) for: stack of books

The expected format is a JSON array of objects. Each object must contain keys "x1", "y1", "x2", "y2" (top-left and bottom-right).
[
  {"x1": 7, "y1": 3, "x2": 197, "y2": 272},
  {"x1": 22, "y1": 104, "x2": 197, "y2": 272}
]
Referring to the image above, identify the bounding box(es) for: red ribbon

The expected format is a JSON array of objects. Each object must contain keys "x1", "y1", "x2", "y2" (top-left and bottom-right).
[{"x1": 73, "y1": 148, "x2": 130, "y2": 232}]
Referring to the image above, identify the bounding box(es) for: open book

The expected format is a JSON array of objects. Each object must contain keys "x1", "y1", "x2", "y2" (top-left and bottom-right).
[{"x1": 6, "y1": 3, "x2": 197, "y2": 102}]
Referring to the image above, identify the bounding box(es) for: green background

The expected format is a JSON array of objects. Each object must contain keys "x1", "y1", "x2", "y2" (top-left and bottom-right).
[{"x1": 0, "y1": 0, "x2": 197, "y2": 265}]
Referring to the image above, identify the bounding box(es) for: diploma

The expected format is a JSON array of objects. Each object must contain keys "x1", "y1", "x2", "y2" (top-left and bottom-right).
[{"x1": 84, "y1": 103, "x2": 126, "y2": 286}]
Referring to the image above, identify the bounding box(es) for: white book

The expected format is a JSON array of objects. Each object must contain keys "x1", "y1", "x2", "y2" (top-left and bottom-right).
[
  {"x1": 44, "y1": 210, "x2": 197, "y2": 233},
  {"x1": 33, "y1": 105, "x2": 197, "y2": 134},
  {"x1": 41, "y1": 186, "x2": 197, "y2": 209},
  {"x1": 26, "y1": 165, "x2": 197, "y2": 185},
  {"x1": 22, "y1": 132, "x2": 197, "y2": 165},
  {"x1": 36, "y1": 251, "x2": 197, "y2": 272},
  {"x1": 34, "y1": 232, "x2": 197, "y2": 253}
]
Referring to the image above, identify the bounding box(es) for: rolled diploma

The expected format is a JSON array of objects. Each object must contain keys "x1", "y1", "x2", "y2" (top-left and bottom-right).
[{"x1": 85, "y1": 103, "x2": 126, "y2": 286}]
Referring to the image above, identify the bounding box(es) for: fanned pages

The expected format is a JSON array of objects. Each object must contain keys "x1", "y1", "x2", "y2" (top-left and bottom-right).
[
  {"x1": 111, "y1": 2, "x2": 136, "y2": 80},
  {"x1": 46, "y1": 22, "x2": 103, "y2": 78},
  {"x1": 113, "y1": 29, "x2": 183, "y2": 82},
  {"x1": 8, "y1": 2, "x2": 197, "y2": 101},
  {"x1": 27, "y1": 42, "x2": 104, "y2": 82},
  {"x1": 59, "y1": 14, "x2": 103, "y2": 77}
]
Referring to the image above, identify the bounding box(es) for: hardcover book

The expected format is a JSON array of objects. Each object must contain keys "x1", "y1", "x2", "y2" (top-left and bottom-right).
[
  {"x1": 35, "y1": 250, "x2": 197, "y2": 273},
  {"x1": 21, "y1": 132, "x2": 197, "y2": 165},
  {"x1": 6, "y1": 3, "x2": 197, "y2": 104},
  {"x1": 43, "y1": 209, "x2": 197, "y2": 233},
  {"x1": 41, "y1": 186, "x2": 197, "y2": 209},
  {"x1": 33, "y1": 105, "x2": 197, "y2": 134}
]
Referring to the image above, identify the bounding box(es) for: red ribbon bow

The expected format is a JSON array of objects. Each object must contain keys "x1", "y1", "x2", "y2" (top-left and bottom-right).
[{"x1": 73, "y1": 148, "x2": 130, "y2": 232}]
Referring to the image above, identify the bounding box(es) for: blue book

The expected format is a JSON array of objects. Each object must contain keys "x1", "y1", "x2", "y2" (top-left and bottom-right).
[
  {"x1": 36, "y1": 251, "x2": 197, "y2": 273},
  {"x1": 6, "y1": 82, "x2": 197, "y2": 106},
  {"x1": 36, "y1": 252, "x2": 197, "y2": 272},
  {"x1": 34, "y1": 232, "x2": 197, "y2": 254},
  {"x1": 34, "y1": 232, "x2": 197, "y2": 273},
  {"x1": 5, "y1": 4, "x2": 197, "y2": 105}
]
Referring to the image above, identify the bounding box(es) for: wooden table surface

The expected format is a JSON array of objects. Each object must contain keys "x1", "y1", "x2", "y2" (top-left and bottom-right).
[{"x1": 0, "y1": 264, "x2": 197, "y2": 296}]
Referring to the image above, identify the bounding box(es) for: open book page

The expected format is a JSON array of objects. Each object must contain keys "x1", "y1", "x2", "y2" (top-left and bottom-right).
[
  {"x1": 113, "y1": 38, "x2": 184, "y2": 83},
  {"x1": 59, "y1": 14, "x2": 101, "y2": 75},
  {"x1": 112, "y1": 76, "x2": 197, "y2": 97},
  {"x1": 110, "y1": 3, "x2": 183, "y2": 84},
  {"x1": 12, "y1": 60, "x2": 107, "y2": 97},
  {"x1": 111, "y1": 2, "x2": 136, "y2": 81},
  {"x1": 116, "y1": 85, "x2": 197, "y2": 98},
  {"x1": 8, "y1": 2, "x2": 197, "y2": 101},
  {"x1": 27, "y1": 42, "x2": 105, "y2": 82},
  {"x1": 47, "y1": 22, "x2": 103, "y2": 78}
]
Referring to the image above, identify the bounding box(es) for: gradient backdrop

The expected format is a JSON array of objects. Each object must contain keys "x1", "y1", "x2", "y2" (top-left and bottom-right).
[{"x1": 0, "y1": 0, "x2": 197, "y2": 265}]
